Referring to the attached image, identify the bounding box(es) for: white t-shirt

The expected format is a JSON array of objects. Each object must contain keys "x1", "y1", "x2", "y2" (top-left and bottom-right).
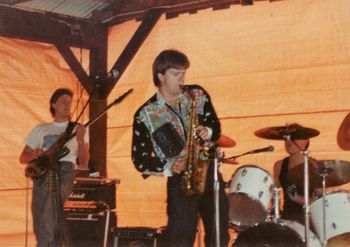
[{"x1": 23, "y1": 121, "x2": 89, "y2": 166}]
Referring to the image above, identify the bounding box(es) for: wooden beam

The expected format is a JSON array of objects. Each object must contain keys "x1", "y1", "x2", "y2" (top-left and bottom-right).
[
  {"x1": 55, "y1": 44, "x2": 95, "y2": 94},
  {"x1": 88, "y1": 32, "x2": 109, "y2": 177},
  {"x1": 0, "y1": 4, "x2": 105, "y2": 48},
  {"x1": 89, "y1": 97, "x2": 108, "y2": 177},
  {"x1": 105, "y1": 8, "x2": 163, "y2": 95}
]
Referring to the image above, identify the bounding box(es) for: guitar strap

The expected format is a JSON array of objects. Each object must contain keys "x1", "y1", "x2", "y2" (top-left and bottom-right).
[{"x1": 64, "y1": 121, "x2": 76, "y2": 140}]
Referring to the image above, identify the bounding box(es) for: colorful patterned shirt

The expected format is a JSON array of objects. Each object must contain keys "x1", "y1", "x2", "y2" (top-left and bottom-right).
[{"x1": 131, "y1": 84, "x2": 221, "y2": 177}]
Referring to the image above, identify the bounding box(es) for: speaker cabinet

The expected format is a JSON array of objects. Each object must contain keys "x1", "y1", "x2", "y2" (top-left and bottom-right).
[
  {"x1": 112, "y1": 227, "x2": 165, "y2": 247},
  {"x1": 66, "y1": 211, "x2": 116, "y2": 247}
]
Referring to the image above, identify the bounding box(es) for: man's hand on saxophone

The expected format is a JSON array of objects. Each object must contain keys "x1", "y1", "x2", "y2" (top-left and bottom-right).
[
  {"x1": 196, "y1": 125, "x2": 212, "y2": 141},
  {"x1": 171, "y1": 156, "x2": 186, "y2": 174}
]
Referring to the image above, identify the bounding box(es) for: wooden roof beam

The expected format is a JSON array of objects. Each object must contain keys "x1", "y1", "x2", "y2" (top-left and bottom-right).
[
  {"x1": 0, "y1": 4, "x2": 106, "y2": 48},
  {"x1": 55, "y1": 44, "x2": 95, "y2": 94},
  {"x1": 105, "y1": 8, "x2": 164, "y2": 95}
]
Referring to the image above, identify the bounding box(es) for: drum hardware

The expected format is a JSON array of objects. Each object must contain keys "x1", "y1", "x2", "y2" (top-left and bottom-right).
[
  {"x1": 255, "y1": 123, "x2": 321, "y2": 247},
  {"x1": 319, "y1": 167, "x2": 328, "y2": 247},
  {"x1": 272, "y1": 186, "x2": 282, "y2": 222}
]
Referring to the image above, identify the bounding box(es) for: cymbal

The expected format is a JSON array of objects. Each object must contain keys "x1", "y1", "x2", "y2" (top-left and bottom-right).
[
  {"x1": 287, "y1": 160, "x2": 350, "y2": 188},
  {"x1": 255, "y1": 123, "x2": 320, "y2": 140},
  {"x1": 215, "y1": 134, "x2": 236, "y2": 148}
]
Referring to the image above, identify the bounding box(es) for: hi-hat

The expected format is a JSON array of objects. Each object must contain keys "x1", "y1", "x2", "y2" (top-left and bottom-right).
[
  {"x1": 216, "y1": 134, "x2": 236, "y2": 148},
  {"x1": 287, "y1": 159, "x2": 350, "y2": 188},
  {"x1": 255, "y1": 123, "x2": 320, "y2": 140}
]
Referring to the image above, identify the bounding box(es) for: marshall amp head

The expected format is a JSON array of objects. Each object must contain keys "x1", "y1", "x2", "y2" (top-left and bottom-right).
[{"x1": 66, "y1": 178, "x2": 119, "y2": 210}]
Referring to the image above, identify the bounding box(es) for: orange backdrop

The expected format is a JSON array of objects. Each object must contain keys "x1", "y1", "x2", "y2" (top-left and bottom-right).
[{"x1": 1, "y1": 0, "x2": 350, "y2": 246}]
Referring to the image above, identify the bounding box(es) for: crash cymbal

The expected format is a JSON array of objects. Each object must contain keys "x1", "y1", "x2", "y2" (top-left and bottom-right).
[
  {"x1": 287, "y1": 160, "x2": 350, "y2": 188},
  {"x1": 255, "y1": 123, "x2": 320, "y2": 140},
  {"x1": 215, "y1": 135, "x2": 236, "y2": 148}
]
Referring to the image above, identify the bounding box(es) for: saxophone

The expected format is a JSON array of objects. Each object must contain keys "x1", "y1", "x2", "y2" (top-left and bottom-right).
[{"x1": 181, "y1": 88, "x2": 210, "y2": 196}]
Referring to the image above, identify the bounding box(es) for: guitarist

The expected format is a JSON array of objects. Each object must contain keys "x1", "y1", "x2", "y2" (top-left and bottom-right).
[{"x1": 19, "y1": 88, "x2": 90, "y2": 247}]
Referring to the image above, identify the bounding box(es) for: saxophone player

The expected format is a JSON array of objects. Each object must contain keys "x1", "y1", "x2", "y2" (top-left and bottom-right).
[{"x1": 132, "y1": 49, "x2": 229, "y2": 247}]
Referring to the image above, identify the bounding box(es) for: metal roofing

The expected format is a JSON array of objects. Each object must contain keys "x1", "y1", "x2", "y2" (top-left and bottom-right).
[{"x1": 15, "y1": 0, "x2": 109, "y2": 19}]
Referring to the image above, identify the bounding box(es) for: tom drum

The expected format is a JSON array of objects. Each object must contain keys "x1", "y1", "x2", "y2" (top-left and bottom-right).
[{"x1": 228, "y1": 165, "x2": 275, "y2": 231}]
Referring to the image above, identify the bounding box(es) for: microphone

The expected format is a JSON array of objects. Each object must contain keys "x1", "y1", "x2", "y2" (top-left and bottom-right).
[
  {"x1": 226, "y1": 145, "x2": 274, "y2": 160},
  {"x1": 249, "y1": 145, "x2": 274, "y2": 154}
]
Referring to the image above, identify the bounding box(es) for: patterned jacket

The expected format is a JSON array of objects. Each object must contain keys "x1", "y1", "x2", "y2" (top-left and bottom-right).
[{"x1": 131, "y1": 84, "x2": 221, "y2": 176}]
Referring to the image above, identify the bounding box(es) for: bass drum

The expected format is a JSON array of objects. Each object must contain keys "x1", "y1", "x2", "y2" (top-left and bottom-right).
[
  {"x1": 228, "y1": 165, "x2": 274, "y2": 231},
  {"x1": 310, "y1": 190, "x2": 350, "y2": 247},
  {"x1": 233, "y1": 220, "x2": 321, "y2": 247}
]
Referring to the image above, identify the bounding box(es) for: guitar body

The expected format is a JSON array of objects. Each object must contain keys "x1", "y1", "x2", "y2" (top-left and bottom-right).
[
  {"x1": 25, "y1": 155, "x2": 51, "y2": 179},
  {"x1": 25, "y1": 147, "x2": 70, "y2": 179}
]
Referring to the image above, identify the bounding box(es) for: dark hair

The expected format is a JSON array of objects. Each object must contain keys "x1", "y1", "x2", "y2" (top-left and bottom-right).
[
  {"x1": 152, "y1": 49, "x2": 190, "y2": 87},
  {"x1": 49, "y1": 88, "x2": 73, "y2": 117}
]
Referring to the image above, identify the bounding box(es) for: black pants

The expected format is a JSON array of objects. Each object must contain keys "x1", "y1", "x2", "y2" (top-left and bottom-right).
[{"x1": 166, "y1": 164, "x2": 229, "y2": 247}]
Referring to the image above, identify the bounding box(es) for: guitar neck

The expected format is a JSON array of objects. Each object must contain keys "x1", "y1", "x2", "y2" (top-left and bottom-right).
[{"x1": 65, "y1": 88, "x2": 133, "y2": 143}]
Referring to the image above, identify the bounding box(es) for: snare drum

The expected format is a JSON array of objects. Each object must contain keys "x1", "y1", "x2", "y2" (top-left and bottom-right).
[
  {"x1": 228, "y1": 165, "x2": 275, "y2": 230},
  {"x1": 234, "y1": 220, "x2": 321, "y2": 247},
  {"x1": 310, "y1": 190, "x2": 350, "y2": 245}
]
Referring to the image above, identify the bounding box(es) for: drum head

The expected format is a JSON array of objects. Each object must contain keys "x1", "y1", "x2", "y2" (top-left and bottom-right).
[
  {"x1": 233, "y1": 222, "x2": 304, "y2": 247},
  {"x1": 327, "y1": 232, "x2": 350, "y2": 247},
  {"x1": 229, "y1": 193, "x2": 267, "y2": 231}
]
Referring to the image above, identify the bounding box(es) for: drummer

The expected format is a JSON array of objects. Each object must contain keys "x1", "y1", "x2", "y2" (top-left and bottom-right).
[{"x1": 273, "y1": 138, "x2": 315, "y2": 224}]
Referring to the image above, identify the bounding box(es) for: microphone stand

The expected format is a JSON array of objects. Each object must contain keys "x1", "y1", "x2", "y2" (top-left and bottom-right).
[
  {"x1": 49, "y1": 89, "x2": 133, "y2": 246},
  {"x1": 51, "y1": 92, "x2": 94, "y2": 247},
  {"x1": 225, "y1": 146, "x2": 274, "y2": 160},
  {"x1": 213, "y1": 147, "x2": 221, "y2": 247}
]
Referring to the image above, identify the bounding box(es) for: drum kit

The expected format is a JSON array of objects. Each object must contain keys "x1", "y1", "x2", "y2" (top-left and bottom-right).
[{"x1": 217, "y1": 123, "x2": 350, "y2": 247}]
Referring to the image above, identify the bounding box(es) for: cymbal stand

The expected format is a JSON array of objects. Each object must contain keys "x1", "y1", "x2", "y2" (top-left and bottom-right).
[
  {"x1": 273, "y1": 186, "x2": 281, "y2": 223},
  {"x1": 288, "y1": 137, "x2": 311, "y2": 247},
  {"x1": 302, "y1": 149, "x2": 312, "y2": 247},
  {"x1": 213, "y1": 147, "x2": 221, "y2": 247},
  {"x1": 320, "y1": 167, "x2": 329, "y2": 246}
]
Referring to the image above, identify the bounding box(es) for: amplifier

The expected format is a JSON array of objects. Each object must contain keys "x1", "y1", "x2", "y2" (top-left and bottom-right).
[
  {"x1": 66, "y1": 210, "x2": 116, "y2": 247},
  {"x1": 67, "y1": 178, "x2": 119, "y2": 210},
  {"x1": 112, "y1": 227, "x2": 166, "y2": 247}
]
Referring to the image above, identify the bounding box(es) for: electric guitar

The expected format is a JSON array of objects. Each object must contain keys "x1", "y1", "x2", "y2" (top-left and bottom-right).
[{"x1": 25, "y1": 89, "x2": 133, "y2": 179}]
